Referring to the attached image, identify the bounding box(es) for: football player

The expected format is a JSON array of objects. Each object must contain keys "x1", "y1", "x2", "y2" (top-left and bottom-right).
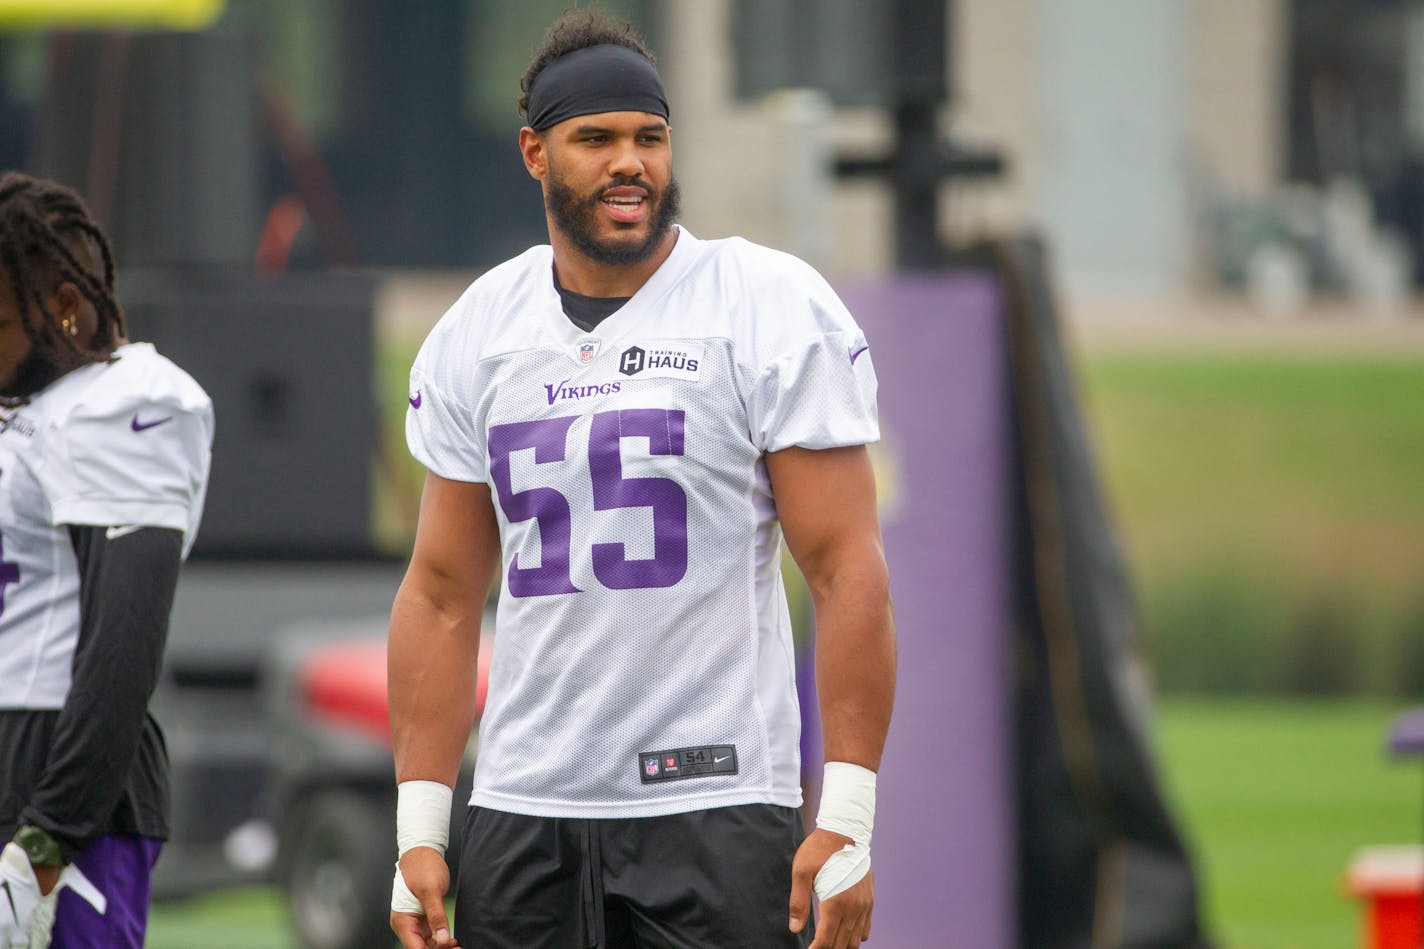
[
  {"x1": 388, "y1": 11, "x2": 895, "y2": 949},
  {"x1": 0, "y1": 172, "x2": 213, "y2": 948}
]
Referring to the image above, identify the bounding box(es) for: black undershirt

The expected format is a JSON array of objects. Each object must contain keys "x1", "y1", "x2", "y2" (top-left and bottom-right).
[
  {"x1": 556, "y1": 281, "x2": 631, "y2": 332},
  {"x1": 0, "y1": 526, "x2": 182, "y2": 858}
]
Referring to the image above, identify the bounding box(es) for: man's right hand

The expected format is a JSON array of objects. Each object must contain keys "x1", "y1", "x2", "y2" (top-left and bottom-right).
[
  {"x1": 0, "y1": 843, "x2": 41, "y2": 949},
  {"x1": 390, "y1": 846, "x2": 460, "y2": 949}
]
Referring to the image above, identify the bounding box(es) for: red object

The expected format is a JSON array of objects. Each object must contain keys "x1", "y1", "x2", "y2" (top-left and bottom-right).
[
  {"x1": 1363, "y1": 894, "x2": 1421, "y2": 949},
  {"x1": 254, "y1": 194, "x2": 308, "y2": 272},
  {"x1": 1347, "y1": 847, "x2": 1423, "y2": 949},
  {"x1": 300, "y1": 638, "x2": 493, "y2": 744}
]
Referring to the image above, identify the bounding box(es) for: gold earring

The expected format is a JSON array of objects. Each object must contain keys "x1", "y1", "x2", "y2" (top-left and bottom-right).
[{"x1": 62, "y1": 318, "x2": 76, "y2": 337}]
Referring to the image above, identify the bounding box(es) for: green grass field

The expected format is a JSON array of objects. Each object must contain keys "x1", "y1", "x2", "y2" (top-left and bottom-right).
[
  {"x1": 149, "y1": 887, "x2": 298, "y2": 949},
  {"x1": 1157, "y1": 699, "x2": 1418, "y2": 949}
]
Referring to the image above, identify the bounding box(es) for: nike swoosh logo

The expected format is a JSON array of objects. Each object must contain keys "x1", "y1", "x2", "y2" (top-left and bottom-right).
[
  {"x1": 713, "y1": 755, "x2": 731, "y2": 764},
  {"x1": 106, "y1": 524, "x2": 144, "y2": 541},
  {"x1": 409, "y1": 391, "x2": 422, "y2": 409},
  {"x1": 849, "y1": 345, "x2": 870, "y2": 365},
  {"x1": 131, "y1": 415, "x2": 172, "y2": 432}
]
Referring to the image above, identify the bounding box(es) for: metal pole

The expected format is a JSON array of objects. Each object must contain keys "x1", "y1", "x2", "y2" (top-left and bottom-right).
[{"x1": 892, "y1": 0, "x2": 947, "y2": 270}]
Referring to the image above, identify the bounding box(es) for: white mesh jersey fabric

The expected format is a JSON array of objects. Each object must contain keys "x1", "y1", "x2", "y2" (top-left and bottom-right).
[
  {"x1": 0, "y1": 343, "x2": 213, "y2": 708},
  {"x1": 407, "y1": 227, "x2": 879, "y2": 818}
]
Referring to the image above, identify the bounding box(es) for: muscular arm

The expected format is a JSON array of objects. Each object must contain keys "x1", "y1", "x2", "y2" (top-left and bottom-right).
[
  {"x1": 768, "y1": 444, "x2": 895, "y2": 949},
  {"x1": 389, "y1": 473, "x2": 500, "y2": 949},
  {"x1": 389, "y1": 473, "x2": 501, "y2": 786},
  {"x1": 767, "y1": 445, "x2": 895, "y2": 771}
]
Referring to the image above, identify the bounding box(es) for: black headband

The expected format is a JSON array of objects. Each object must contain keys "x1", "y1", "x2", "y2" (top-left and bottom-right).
[{"x1": 526, "y1": 44, "x2": 669, "y2": 132}]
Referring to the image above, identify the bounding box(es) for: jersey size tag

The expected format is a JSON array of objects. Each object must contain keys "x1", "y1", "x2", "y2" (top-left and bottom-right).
[{"x1": 639, "y1": 745, "x2": 738, "y2": 783}]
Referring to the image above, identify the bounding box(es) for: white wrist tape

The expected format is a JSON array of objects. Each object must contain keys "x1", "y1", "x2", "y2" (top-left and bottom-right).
[
  {"x1": 391, "y1": 863, "x2": 424, "y2": 915},
  {"x1": 396, "y1": 780, "x2": 452, "y2": 857},
  {"x1": 813, "y1": 761, "x2": 876, "y2": 901}
]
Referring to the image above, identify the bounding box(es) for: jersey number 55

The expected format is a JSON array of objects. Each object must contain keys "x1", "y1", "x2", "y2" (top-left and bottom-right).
[{"x1": 489, "y1": 408, "x2": 687, "y2": 597}]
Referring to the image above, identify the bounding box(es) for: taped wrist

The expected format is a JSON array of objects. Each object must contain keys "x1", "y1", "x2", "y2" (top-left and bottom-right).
[
  {"x1": 391, "y1": 864, "x2": 424, "y2": 915},
  {"x1": 396, "y1": 781, "x2": 452, "y2": 857},
  {"x1": 391, "y1": 780, "x2": 452, "y2": 916},
  {"x1": 813, "y1": 761, "x2": 876, "y2": 901}
]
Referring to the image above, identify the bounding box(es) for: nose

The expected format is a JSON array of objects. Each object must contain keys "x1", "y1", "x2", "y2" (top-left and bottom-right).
[{"x1": 607, "y1": 139, "x2": 645, "y2": 179}]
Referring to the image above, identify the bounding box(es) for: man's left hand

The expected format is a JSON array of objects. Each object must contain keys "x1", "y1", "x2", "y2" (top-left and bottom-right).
[{"x1": 788, "y1": 828, "x2": 874, "y2": 949}]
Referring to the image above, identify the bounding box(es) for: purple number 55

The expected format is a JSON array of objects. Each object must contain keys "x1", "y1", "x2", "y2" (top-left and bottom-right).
[{"x1": 488, "y1": 409, "x2": 688, "y2": 597}]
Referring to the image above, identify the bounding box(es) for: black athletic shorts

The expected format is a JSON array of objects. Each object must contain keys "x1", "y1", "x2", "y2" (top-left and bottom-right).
[{"x1": 453, "y1": 803, "x2": 816, "y2": 949}]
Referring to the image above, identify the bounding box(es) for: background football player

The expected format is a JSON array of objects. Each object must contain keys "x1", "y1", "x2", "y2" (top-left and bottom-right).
[{"x1": 0, "y1": 172, "x2": 213, "y2": 948}]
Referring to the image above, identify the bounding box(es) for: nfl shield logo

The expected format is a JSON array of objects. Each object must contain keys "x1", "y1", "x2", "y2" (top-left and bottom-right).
[
  {"x1": 644, "y1": 758, "x2": 660, "y2": 777},
  {"x1": 576, "y1": 337, "x2": 601, "y2": 363}
]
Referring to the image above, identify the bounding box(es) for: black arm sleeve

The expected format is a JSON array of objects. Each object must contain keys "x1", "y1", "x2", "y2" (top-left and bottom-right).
[{"x1": 18, "y1": 525, "x2": 183, "y2": 860}]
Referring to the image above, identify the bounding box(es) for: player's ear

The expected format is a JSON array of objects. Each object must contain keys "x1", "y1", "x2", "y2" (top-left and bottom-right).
[
  {"x1": 50, "y1": 281, "x2": 98, "y2": 349},
  {"x1": 519, "y1": 127, "x2": 548, "y2": 181}
]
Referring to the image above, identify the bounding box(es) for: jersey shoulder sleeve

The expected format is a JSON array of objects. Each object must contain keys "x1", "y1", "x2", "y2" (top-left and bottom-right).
[
  {"x1": 717, "y1": 239, "x2": 880, "y2": 453},
  {"x1": 43, "y1": 344, "x2": 214, "y2": 535},
  {"x1": 405, "y1": 249, "x2": 548, "y2": 483}
]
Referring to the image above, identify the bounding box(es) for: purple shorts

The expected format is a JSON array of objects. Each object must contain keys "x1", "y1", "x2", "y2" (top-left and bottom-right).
[{"x1": 49, "y1": 835, "x2": 163, "y2": 949}]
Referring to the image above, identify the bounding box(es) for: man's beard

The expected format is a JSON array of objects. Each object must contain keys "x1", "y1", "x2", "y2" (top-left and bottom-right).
[
  {"x1": 546, "y1": 168, "x2": 681, "y2": 267},
  {"x1": 0, "y1": 346, "x2": 62, "y2": 401}
]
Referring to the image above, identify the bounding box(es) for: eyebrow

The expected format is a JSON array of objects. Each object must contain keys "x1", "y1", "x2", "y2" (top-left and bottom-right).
[{"x1": 572, "y1": 122, "x2": 668, "y2": 136}]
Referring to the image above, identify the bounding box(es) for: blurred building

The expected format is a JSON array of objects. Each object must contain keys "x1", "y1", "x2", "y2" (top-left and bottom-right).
[
  {"x1": 666, "y1": 0, "x2": 1421, "y2": 305},
  {"x1": 1, "y1": 0, "x2": 1421, "y2": 302},
  {"x1": 563, "y1": 0, "x2": 1405, "y2": 311}
]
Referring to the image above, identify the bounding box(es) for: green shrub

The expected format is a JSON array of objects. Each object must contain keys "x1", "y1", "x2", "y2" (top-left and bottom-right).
[
  {"x1": 1141, "y1": 566, "x2": 1289, "y2": 694},
  {"x1": 1276, "y1": 594, "x2": 1358, "y2": 696}
]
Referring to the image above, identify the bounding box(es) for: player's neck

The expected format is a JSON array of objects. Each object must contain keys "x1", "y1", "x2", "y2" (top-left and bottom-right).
[{"x1": 548, "y1": 227, "x2": 677, "y2": 298}]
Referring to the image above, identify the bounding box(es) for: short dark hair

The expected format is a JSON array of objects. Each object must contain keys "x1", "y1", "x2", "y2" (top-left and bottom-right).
[
  {"x1": 519, "y1": 7, "x2": 656, "y2": 121},
  {"x1": 0, "y1": 172, "x2": 124, "y2": 387}
]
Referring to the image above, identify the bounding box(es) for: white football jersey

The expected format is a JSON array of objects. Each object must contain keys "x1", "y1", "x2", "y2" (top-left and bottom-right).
[
  {"x1": 0, "y1": 342, "x2": 213, "y2": 709},
  {"x1": 408, "y1": 227, "x2": 879, "y2": 818}
]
